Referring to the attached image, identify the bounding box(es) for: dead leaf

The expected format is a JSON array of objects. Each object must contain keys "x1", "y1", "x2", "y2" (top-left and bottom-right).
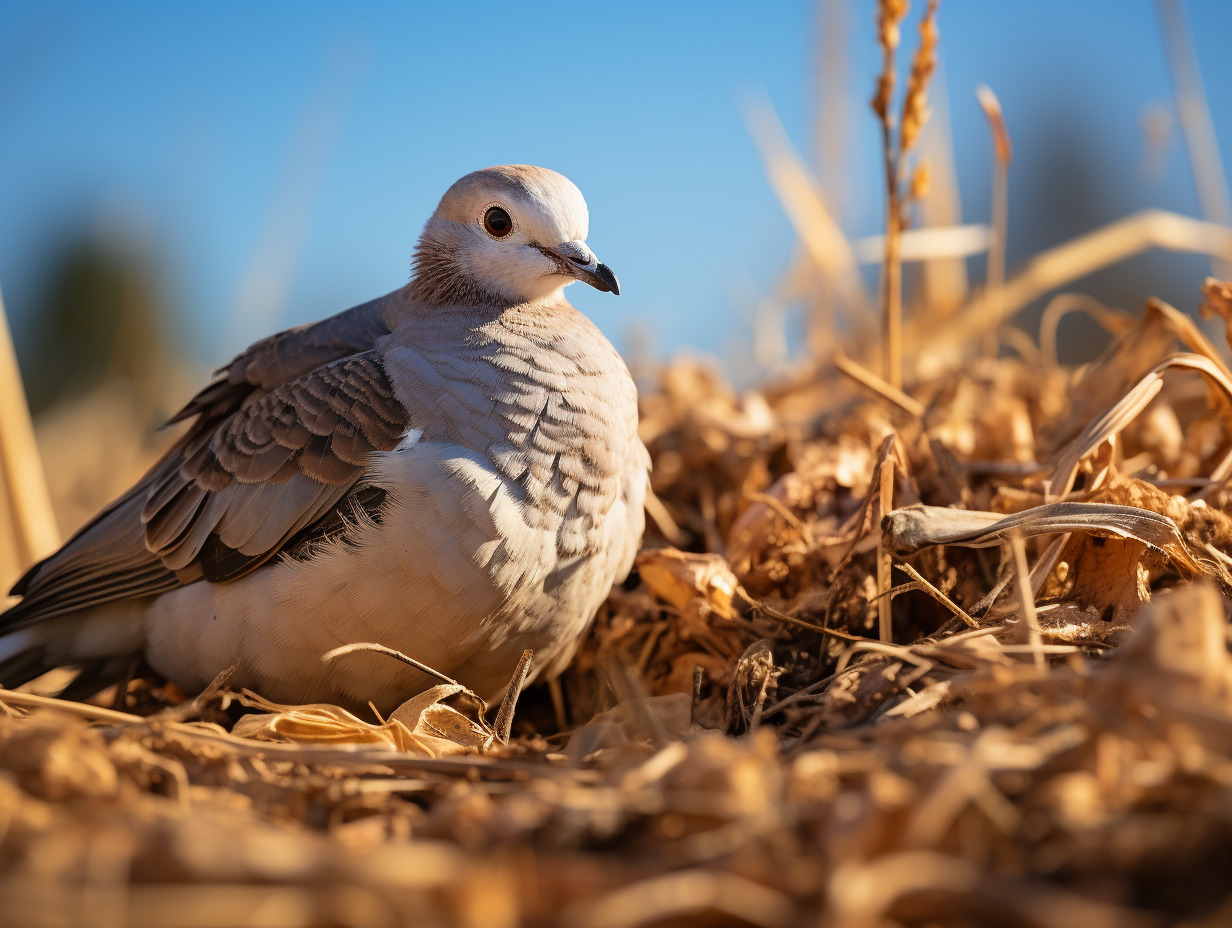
[
  {"x1": 230, "y1": 687, "x2": 493, "y2": 757},
  {"x1": 637, "y1": 548, "x2": 739, "y2": 620}
]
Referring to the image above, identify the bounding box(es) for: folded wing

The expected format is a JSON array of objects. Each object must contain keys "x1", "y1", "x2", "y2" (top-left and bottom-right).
[{"x1": 3, "y1": 299, "x2": 410, "y2": 631}]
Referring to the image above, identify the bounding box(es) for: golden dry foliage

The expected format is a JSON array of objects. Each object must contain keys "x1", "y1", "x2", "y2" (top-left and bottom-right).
[
  {"x1": 8, "y1": 5, "x2": 1232, "y2": 918},
  {"x1": 8, "y1": 280, "x2": 1232, "y2": 926}
]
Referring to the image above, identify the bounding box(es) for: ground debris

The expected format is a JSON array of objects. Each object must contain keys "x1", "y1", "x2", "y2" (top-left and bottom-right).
[{"x1": 9, "y1": 291, "x2": 1232, "y2": 926}]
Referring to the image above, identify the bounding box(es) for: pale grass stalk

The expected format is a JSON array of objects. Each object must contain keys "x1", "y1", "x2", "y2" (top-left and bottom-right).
[
  {"x1": 322, "y1": 641, "x2": 460, "y2": 686},
  {"x1": 852, "y1": 223, "x2": 990, "y2": 264},
  {"x1": 752, "y1": 253, "x2": 812, "y2": 367},
  {"x1": 742, "y1": 97, "x2": 875, "y2": 330},
  {"x1": 896, "y1": 561, "x2": 978, "y2": 628},
  {"x1": 0, "y1": 477, "x2": 15, "y2": 603},
  {"x1": 997, "y1": 325, "x2": 1041, "y2": 365},
  {"x1": 881, "y1": 176, "x2": 904, "y2": 389},
  {"x1": 976, "y1": 85, "x2": 1012, "y2": 359},
  {"x1": 1046, "y1": 352, "x2": 1232, "y2": 499},
  {"x1": 1009, "y1": 532, "x2": 1045, "y2": 670},
  {"x1": 224, "y1": 49, "x2": 362, "y2": 352},
  {"x1": 0, "y1": 688, "x2": 583, "y2": 778},
  {"x1": 872, "y1": 0, "x2": 908, "y2": 389},
  {"x1": 833, "y1": 351, "x2": 926, "y2": 417},
  {"x1": 0, "y1": 284, "x2": 59, "y2": 587},
  {"x1": 1146, "y1": 296, "x2": 1232, "y2": 379},
  {"x1": 814, "y1": 0, "x2": 850, "y2": 217},
  {"x1": 548, "y1": 676, "x2": 568, "y2": 732},
  {"x1": 917, "y1": 57, "x2": 971, "y2": 316},
  {"x1": 562, "y1": 871, "x2": 795, "y2": 928},
  {"x1": 913, "y1": 209, "x2": 1232, "y2": 353},
  {"x1": 746, "y1": 491, "x2": 809, "y2": 534},
  {"x1": 643, "y1": 484, "x2": 686, "y2": 545},
  {"x1": 878, "y1": 457, "x2": 896, "y2": 642},
  {"x1": 1038, "y1": 293, "x2": 1133, "y2": 369},
  {"x1": 1157, "y1": 0, "x2": 1232, "y2": 277}
]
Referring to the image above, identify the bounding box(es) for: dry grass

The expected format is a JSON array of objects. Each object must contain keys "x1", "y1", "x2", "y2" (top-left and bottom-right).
[
  {"x1": 8, "y1": 6, "x2": 1232, "y2": 928},
  {"x1": 6, "y1": 273, "x2": 1232, "y2": 926}
]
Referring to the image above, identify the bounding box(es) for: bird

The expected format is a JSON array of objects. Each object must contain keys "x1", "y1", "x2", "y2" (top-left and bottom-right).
[{"x1": 0, "y1": 165, "x2": 649, "y2": 715}]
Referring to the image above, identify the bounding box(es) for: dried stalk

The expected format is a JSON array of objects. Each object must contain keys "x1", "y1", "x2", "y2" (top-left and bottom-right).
[
  {"x1": 1038, "y1": 293, "x2": 1133, "y2": 369},
  {"x1": 1157, "y1": 0, "x2": 1232, "y2": 277},
  {"x1": 915, "y1": 209, "x2": 1232, "y2": 351},
  {"x1": 321, "y1": 641, "x2": 460, "y2": 686},
  {"x1": 917, "y1": 57, "x2": 971, "y2": 316},
  {"x1": 977, "y1": 85, "x2": 1012, "y2": 358},
  {"x1": 897, "y1": 561, "x2": 978, "y2": 628},
  {"x1": 1046, "y1": 352, "x2": 1232, "y2": 499},
  {"x1": 878, "y1": 456, "x2": 896, "y2": 642},
  {"x1": 833, "y1": 351, "x2": 926, "y2": 417},
  {"x1": 872, "y1": 0, "x2": 909, "y2": 388},
  {"x1": 742, "y1": 96, "x2": 874, "y2": 331},
  {"x1": 1008, "y1": 532, "x2": 1045, "y2": 670},
  {"x1": 0, "y1": 284, "x2": 59, "y2": 584},
  {"x1": 852, "y1": 223, "x2": 990, "y2": 264},
  {"x1": 493, "y1": 649, "x2": 533, "y2": 744},
  {"x1": 872, "y1": 0, "x2": 939, "y2": 389}
]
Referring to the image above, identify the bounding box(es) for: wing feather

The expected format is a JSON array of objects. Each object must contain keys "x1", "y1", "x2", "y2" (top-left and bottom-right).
[
  {"x1": 3, "y1": 296, "x2": 410, "y2": 630},
  {"x1": 146, "y1": 350, "x2": 409, "y2": 576}
]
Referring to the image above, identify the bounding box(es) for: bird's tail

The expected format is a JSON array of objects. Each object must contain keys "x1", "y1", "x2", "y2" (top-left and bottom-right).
[{"x1": 0, "y1": 600, "x2": 147, "y2": 700}]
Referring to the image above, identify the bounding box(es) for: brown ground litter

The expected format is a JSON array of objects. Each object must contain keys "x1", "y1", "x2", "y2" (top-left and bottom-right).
[{"x1": 8, "y1": 284, "x2": 1232, "y2": 926}]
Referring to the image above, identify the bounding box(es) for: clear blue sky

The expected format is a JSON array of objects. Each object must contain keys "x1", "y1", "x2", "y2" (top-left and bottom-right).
[{"x1": 2, "y1": 1, "x2": 1231, "y2": 373}]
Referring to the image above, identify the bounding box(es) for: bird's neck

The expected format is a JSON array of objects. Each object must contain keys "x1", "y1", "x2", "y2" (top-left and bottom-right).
[{"x1": 409, "y1": 237, "x2": 517, "y2": 310}]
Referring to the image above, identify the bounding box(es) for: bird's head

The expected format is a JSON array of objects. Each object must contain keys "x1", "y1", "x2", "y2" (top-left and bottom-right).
[{"x1": 412, "y1": 165, "x2": 620, "y2": 307}]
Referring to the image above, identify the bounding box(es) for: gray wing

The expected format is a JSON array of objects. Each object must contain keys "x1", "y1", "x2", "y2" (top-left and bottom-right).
[
  {"x1": 3, "y1": 298, "x2": 409, "y2": 630},
  {"x1": 143, "y1": 349, "x2": 408, "y2": 581},
  {"x1": 167, "y1": 295, "x2": 392, "y2": 425}
]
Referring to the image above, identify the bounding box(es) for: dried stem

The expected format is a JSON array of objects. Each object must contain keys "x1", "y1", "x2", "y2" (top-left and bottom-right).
[
  {"x1": 743, "y1": 96, "x2": 876, "y2": 334},
  {"x1": 977, "y1": 85, "x2": 1012, "y2": 359},
  {"x1": 873, "y1": 0, "x2": 908, "y2": 389},
  {"x1": 1008, "y1": 532, "x2": 1045, "y2": 670},
  {"x1": 321, "y1": 641, "x2": 460, "y2": 687},
  {"x1": 0, "y1": 283, "x2": 59, "y2": 586},
  {"x1": 878, "y1": 457, "x2": 897, "y2": 642},
  {"x1": 873, "y1": 0, "x2": 939, "y2": 389},
  {"x1": 913, "y1": 209, "x2": 1232, "y2": 351},
  {"x1": 833, "y1": 351, "x2": 927, "y2": 417},
  {"x1": 493, "y1": 649, "x2": 533, "y2": 744},
  {"x1": 1157, "y1": 0, "x2": 1232, "y2": 278}
]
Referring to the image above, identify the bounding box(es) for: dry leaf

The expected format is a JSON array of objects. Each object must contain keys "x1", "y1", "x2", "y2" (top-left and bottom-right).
[
  {"x1": 389, "y1": 684, "x2": 493, "y2": 753},
  {"x1": 884, "y1": 501, "x2": 1213, "y2": 579},
  {"x1": 230, "y1": 687, "x2": 493, "y2": 757},
  {"x1": 637, "y1": 548, "x2": 739, "y2": 620}
]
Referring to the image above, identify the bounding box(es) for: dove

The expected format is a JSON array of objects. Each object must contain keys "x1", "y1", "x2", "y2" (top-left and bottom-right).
[{"x1": 0, "y1": 165, "x2": 649, "y2": 715}]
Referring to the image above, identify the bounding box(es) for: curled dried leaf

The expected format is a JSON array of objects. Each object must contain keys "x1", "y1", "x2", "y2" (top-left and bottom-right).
[
  {"x1": 1046, "y1": 353, "x2": 1232, "y2": 499},
  {"x1": 230, "y1": 686, "x2": 494, "y2": 757},
  {"x1": 884, "y1": 501, "x2": 1219, "y2": 582},
  {"x1": 637, "y1": 548, "x2": 740, "y2": 621}
]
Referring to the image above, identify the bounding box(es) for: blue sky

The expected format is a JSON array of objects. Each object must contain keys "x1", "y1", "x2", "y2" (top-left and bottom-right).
[{"x1": 2, "y1": 1, "x2": 1231, "y2": 374}]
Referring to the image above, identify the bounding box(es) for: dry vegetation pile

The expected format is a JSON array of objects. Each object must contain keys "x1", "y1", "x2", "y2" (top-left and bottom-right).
[
  {"x1": 7, "y1": 4, "x2": 1232, "y2": 926},
  {"x1": 7, "y1": 280, "x2": 1232, "y2": 927}
]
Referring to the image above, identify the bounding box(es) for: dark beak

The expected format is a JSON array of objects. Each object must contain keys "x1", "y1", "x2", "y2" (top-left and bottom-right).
[
  {"x1": 584, "y1": 262, "x2": 621, "y2": 295},
  {"x1": 538, "y1": 241, "x2": 621, "y2": 295}
]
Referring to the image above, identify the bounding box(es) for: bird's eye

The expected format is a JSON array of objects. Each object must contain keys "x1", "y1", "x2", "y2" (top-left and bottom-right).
[{"x1": 483, "y1": 206, "x2": 513, "y2": 238}]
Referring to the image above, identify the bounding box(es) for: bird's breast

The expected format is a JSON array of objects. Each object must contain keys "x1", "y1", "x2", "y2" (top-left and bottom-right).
[{"x1": 381, "y1": 314, "x2": 644, "y2": 559}]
